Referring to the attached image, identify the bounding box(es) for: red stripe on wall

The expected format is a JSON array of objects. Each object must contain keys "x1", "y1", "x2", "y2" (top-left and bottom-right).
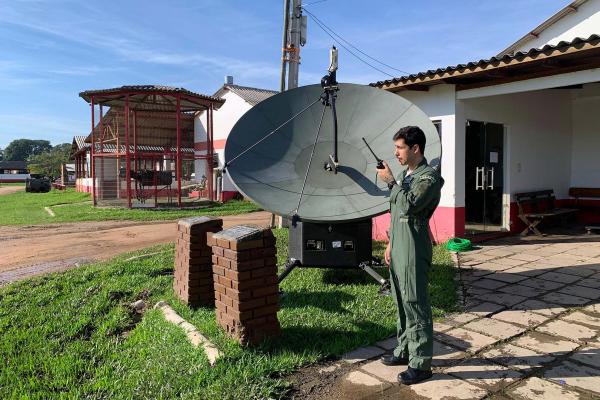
[{"x1": 195, "y1": 139, "x2": 227, "y2": 151}]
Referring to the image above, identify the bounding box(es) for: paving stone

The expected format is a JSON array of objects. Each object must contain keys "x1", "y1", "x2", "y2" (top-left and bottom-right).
[
  {"x1": 438, "y1": 328, "x2": 498, "y2": 353},
  {"x1": 556, "y1": 266, "x2": 597, "y2": 278},
  {"x1": 559, "y1": 284, "x2": 600, "y2": 300},
  {"x1": 537, "y1": 271, "x2": 582, "y2": 284},
  {"x1": 375, "y1": 337, "x2": 397, "y2": 351},
  {"x1": 492, "y1": 309, "x2": 549, "y2": 328},
  {"x1": 511, "y1": 299, "x2": 565, "y2": 316},
  {"x1": 474, "y1": 292, "x2": 527, "y2": 307},
  {"x1": 445, "y1": 312, "x2": 480, "y2": 326},
  {"x1": 432, "y1": 340, "x2": 466, "y2": 367},
  {"x1": 471, "y1": 278, "x2": 508, "y2": 290},
  {"x1": 576, "y1": 276, "x2": 600, "y2": 289},
  {"x1": 492, "y1": 257, "x2": 528, "y2": 267},
  {"x1": 562, "y1": 311, "x2": 600, "y2": 329},
  {"x1": 482, "y1": 343, "x2": 555, "y2": 370},
  {"x1": 526, "y1": 247, "x2": 565, "y2": 256},
  {"x1": 433, "y1": 321, "x2": 454, "y2": 333},
  {"x1": 471, "y1": 268, "x2": 496, "y2": 277},
  {"x1": 509, "y1": 253, "x2": 544, "y2": 262},
  {"x1": 445, "y1": 358, "x2": 522, "y2": 391},
  {"x1": 465, "y1": 286, "x2": 492, "y2": 296},
  {"x1": 463, "y1": 318, "x2": 526, "y2": 340},
  {"x1": 474, "y1": 262, "x2": 514, "y2": 273},
  {"x1": 489, "y1": 272, "x2": 529, "y2": 284},
  {"x1": 484, "y1": 249, "x2": 515, "y2": 257},
  {"x1": 519, "y1": 277, "x2": 565, "y2": 291},
  {"x1": 514, "y1": 331, "x2": 579, "y2": 355},
  {"x1": 569, "y1": 340, "x2": 600, "y2": 369},
  {"x1": 584, "y1": 303, "x2": 600, "y2": 315},
  {"x1": 541, "y1": 292, "x2": 590, "y2": 307},
  {"x1": 566, "y1": 246, "x2": 600, "y2": 258},
  {"x1": 399, "y1": 373, "x2": 488, "y2": 400},
  {"x1": 466, "y1": 302, "x2": 506, "y2": 317},
  {"x1": 508, "y1": 377, "x2": 583, "y2": 400},
  {"x1": 501, "y1": 265, "x2": 546, "y2": 277},
  {"x1": 543, "y1": 255, "x2": 587, "y2": 267},
  {"x1": 498, "y1": 283, "x2": 547, "y2": 297},
  {"x1": 342, "y1": 346, "x2": 385, "y2": 363},
  {"x1": 360, "y1": 359, "x2": 407, "y2": 383},
  {"x1": 536, "y1": 319, "x2": 597, "y2": 342},
  {"x1": 544, "y1": 360, "x2": 600, "y2": 394}
]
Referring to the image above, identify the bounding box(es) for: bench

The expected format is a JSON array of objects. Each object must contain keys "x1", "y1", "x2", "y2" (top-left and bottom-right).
[
  {"x1": 569, "y1": 187, "x2": 600, "y2": 234},
  {"x1": 514, "y1": 190, "x2": 578, "y2": 236}
]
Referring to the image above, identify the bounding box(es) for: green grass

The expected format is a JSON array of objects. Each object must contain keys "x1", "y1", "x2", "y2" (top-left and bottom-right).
[
  {"x1": 0, "y1": 182, "x2": 25, "y2": 186},
  {"x1": 0, "y1": 230, "x2": 458, "y2": 399},
  {"x1": 0, "y1": 188, "x2": 261, "y2": 226}
]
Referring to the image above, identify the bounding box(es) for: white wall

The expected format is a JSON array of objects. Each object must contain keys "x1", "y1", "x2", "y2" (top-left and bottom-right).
[
  {"x1": 514, "y1": 0, "x2": 600, "y2": 52},
  {"x1": 399, "y1": 84, "x2": 462, "y2": 208},
  {"x1": 195, "y1": 90, "x2": 252, "y2": 192},
  {"x1": 571, "y1": 82, "x2": 600, "y2": 187},
  {"x1": 461, "y1": 89, "x2": 573, "y2": 199}
]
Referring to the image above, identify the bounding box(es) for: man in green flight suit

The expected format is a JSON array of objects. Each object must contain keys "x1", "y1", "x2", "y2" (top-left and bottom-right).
[{"x1": 376, "y1": 125, "x2": 444, "y2": 385}]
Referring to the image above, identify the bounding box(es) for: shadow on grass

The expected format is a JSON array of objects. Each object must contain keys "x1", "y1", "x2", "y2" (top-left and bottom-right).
[{"x1": 281, "y1": 290, "x2": 355, "y2": 313}]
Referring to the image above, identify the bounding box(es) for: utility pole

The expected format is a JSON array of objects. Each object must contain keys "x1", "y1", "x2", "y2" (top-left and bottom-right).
[
  {"x1": 287, "y1": 0, "x2": 305, "y2": 90},
  {"x1": 279, "y1": 0, "x2": 291, "y2": 92}
]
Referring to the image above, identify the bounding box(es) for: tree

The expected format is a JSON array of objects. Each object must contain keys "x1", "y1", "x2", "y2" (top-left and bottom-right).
[
  {"x1": 27, "y1": 143, "x2": 72, "y2": 178},
  {"x1": 4, "y1": 139, "x2": 52, "y2": 161}
]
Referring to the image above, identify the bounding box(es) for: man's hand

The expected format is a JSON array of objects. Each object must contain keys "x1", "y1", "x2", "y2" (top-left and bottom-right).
[
  {"x1": 376, "y1": 161, "x2": 395, "y2": 185},
  {"x1": 384, "y1": 242, "x2": 391, "y2": 266}
]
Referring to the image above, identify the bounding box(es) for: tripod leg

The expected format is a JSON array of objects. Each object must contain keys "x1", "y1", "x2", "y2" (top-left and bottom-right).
[
  {"x1": 359, "y1": 262, "x2": 391, "y2": 296},
  {"x1": 278, "y1": 259, "x2": 301, "y2": 283}
]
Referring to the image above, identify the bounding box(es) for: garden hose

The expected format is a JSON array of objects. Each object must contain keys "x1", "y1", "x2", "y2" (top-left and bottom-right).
[{"x1": 446, "y1": 237, "x2": 472, "y2": 252}]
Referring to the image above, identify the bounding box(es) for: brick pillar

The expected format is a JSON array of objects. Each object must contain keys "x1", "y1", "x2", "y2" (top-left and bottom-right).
[
  {"x1": 208, "y1": 225, "x2": 280, "y2": 345},
  {"x1": 173, "y1": 216, "x2": 223, "y2": 307}
]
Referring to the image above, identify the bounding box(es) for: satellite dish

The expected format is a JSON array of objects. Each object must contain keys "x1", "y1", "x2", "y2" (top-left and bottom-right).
[{"x1": 224, "y1": 83, "x2": 441, "y2": 223}]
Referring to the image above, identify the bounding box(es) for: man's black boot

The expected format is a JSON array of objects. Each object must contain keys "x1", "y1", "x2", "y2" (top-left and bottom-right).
[
  {"x1": 398, "y1": 367, "x2": 433, "y2": 385},
  {"x1": 380, "y1": 354, "x2": 408, "y2": 366}
]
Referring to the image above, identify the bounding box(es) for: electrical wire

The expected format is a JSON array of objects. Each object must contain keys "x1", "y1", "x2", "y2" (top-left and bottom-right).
[{"x1": 301, "y1": 7, "x2": 411, "y2": 77}]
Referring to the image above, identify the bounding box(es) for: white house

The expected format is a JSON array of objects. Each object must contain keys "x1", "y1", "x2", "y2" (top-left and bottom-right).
[
  {"x1": 194, "y1": 79, "x2": 277, "y2": 201},
  {"x1": 371, "y1": 0, "x2": 600, "y2": 242}
]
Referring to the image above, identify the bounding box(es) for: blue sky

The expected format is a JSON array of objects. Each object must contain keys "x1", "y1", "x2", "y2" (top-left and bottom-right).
[{"x1": 0, "y1": 0, "x2": 568, "y2": 149}]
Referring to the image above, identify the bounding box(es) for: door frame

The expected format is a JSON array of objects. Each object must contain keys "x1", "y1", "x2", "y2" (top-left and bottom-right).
[{"x1": 464, "y1": 119, "x2": 509, "y2": 233}]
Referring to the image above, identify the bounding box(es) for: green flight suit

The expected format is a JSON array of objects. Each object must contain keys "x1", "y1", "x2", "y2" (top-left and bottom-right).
[{"x1": 388, "y1": 158, "x2": 443, "y2": 370}]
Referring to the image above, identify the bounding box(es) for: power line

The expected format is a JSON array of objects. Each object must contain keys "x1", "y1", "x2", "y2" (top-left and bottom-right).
[{"x1": 302, "y1": 7, "x2": 411, "y2": 77}]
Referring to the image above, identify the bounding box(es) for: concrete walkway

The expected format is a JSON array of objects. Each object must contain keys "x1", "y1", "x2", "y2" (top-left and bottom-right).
[{"x1": 318, "y1": 233, "x2": 600, "y2": 399}]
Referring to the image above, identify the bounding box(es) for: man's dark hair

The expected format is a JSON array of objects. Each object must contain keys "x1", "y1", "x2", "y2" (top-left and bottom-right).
[{"x1": 393, "y1": 126, "x2": 426, "y2": 154}]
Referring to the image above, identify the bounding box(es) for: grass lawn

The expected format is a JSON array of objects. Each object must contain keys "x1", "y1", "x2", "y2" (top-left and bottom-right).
[
  {"x1": 0, "y1": 188, "x2": 261, "y2": 226},
  {"x1": 0, "y1": 230, "x2": 457, "y2": 399},
  {"x1": 0, "y1": 182, "x2": 25, "y2": 186}
]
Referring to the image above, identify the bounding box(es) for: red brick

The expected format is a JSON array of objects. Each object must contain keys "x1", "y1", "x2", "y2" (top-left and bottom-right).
[
  {"x1": 265, "y1": 294, "x2": 279, "y2": 305},
  {"x1": 262, "y1": 229, "x2": 274, "y2": 238},
  {"x1": 217, "y1": 257, "x2": 231, "y2": 269},
  {"x1": 225, "y1": 286, "x2": 253, "y2": 301},
  {"x1": 229, "y1": 258, "x2": 265, "y2": 272},
  {"x1": 236, "y1": 297, "x2": 266, "y2": 312},
  {"x1": 214, "y1": 282, "x2": 227, "y2": 295},
  {"x1": 215, "y1": 299, "x2": 227, "y2": 313},
  {"x1": 231, "y1": 277, "x2": 267, "y2": 291},
  {"x1": 211, "y1": 255, "x2": 219, "y2": 265},
  {"x1": 230, "y1": 239, "x2": 264, "y2": 251},
  {"x1": 212, "y1": 265, "x2": 226, "y2": 276},
  {"x1": 218, "y1": 275, "x2": 232, "y2": 288},
  {"x1": 252, "y1": 285, "x2": 279, "y2": 298},
  {"x1": 225, "y1": 269, "x2": 252, "y2": 281},
  {"x1": 253, "y1": 304, "x2": 280, "y2": 317},
  {"x1": 226, "y1": 307, "x2": 253, "y2": 321},
  {"x1": 206, "y1": 233, "x2": 217, "y2": 246},
  {"x1": 251, "y1": 265, "x2": 277, "y2": 279},
  {"x1": 263, "y1": 237, "x2": 276, "y2": 247},
  {"x1": 216, "y1": 238, "x2": 230, "y2": 249},
  {"x1": 212, "y1": 246, "x2": 224, "y2": 256}
]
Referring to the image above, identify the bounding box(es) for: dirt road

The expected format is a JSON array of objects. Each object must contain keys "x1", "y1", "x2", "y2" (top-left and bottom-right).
[
  {"x1": 0, "y1": 185, "x2": 24, "y2": 196},
  {"x1": 0, "y1": 211, "x2": 272, "y2": 281}
]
